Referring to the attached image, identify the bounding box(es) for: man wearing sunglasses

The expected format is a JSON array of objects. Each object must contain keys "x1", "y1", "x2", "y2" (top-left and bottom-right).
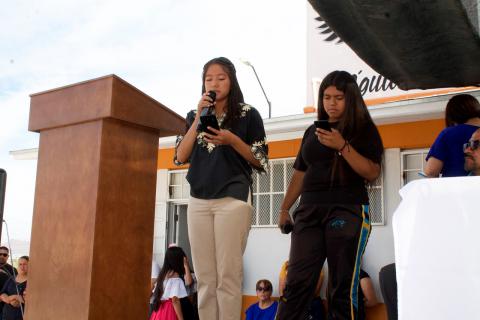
[
  {"x1": 0, "y1": 246, "x2": 17, "y2": 319},
  {"x1": 464, "y1": 128, "x2": 480, "y2": 176}
]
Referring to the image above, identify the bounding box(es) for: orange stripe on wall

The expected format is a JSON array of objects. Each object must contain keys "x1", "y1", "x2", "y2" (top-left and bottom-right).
[
  {"x1": 157, "y1": 119, "x2": 445, "y2": 169},
  {"x1": 377, "y1": 119, "x2": 444, "y2": 149},
  {"x1": 157, "y1": 149, "x2": 188, "y2": 170},
  {"x1": 364, "y1": 87, "x2": 477, "y2": 106},
  {"x1": 268, "y1": 139, "x2": 302, "y2": 159}
]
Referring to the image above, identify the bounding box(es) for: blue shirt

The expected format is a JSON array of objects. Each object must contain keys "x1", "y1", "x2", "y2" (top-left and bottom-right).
[
  {"x1": 426, "y1": 124, "x2": 479, "y2": 177},
  {"x1": 245, "y1": 301, "x2": 278, "y2": 320}
]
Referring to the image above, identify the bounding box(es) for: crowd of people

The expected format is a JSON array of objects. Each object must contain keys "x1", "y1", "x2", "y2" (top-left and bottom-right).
[
  {"x1": 149, "y1": 246, "x2": 381, "y2": 320},
  {"x1": 0, "y1": 246, "x2": 28, "y2": 320},
  {"x1": 147, "y1": 56, "x2": 480, "y2": 320}
]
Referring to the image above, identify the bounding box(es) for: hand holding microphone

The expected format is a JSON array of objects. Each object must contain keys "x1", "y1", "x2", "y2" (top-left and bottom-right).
[
  {"x1": 197, "y1": 90, "x2": 216, "y2": 117},
  {"x1": 197, "y1": 91, "x2": 219, "y2": 134}
]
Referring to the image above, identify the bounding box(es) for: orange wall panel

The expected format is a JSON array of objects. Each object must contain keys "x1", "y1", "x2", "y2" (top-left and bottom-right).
[
  {"x1": 377, "y1": 119, "x2": 444, "y2": 149},
  {"x1": 268, "y1": 139, "x2": 302, "y2": 159}
]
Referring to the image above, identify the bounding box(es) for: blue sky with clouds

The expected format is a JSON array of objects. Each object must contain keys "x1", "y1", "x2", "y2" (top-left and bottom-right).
[{"x1": 0, "y1": 0, "x2": 307, "y2": 244}]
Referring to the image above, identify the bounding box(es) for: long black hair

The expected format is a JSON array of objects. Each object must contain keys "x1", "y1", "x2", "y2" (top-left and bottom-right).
[
  {"x1": 151, "y1": 246, "x2": 187, "y2": 311},
  {"x1": 445, "y1": 94, "x2": 480, "y2": 127},
  {"x1": 202, "y1": 57, "x2": 244, "y2": 129},
  {"x1": 317, "y1": 71, "x2": 380, "y2": 182},
  {"x1": 317, "y1": 70, "x2": 374, "y2": 140}
]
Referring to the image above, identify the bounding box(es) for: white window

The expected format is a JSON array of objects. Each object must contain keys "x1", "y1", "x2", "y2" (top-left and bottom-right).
[
  {"x1": 401, "y1": 149, "x2": 430, "y2": 185},
  {"x1": 168, "y1": 169, "x2": 189, "y2": 202},
  {"x1": 367, "y1": 170, "x2": 384, "y2": 226},
  {"x1": 251, "y1": 158, "x2": 298, "y2": 227}
]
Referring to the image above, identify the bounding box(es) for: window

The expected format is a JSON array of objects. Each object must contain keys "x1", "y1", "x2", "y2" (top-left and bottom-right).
[
  {"x1": 367, "y1": 170, "x2": 384, "y2": 226},
  {"x1": 401, "y1": 149, "x2": 430, "y2": 186},
  {"x1": 168, "y1": 169, "x2": 189, "y2": 202},
  {"x1": 251, "y1": 158, "x2": 298, "y2": 227}
]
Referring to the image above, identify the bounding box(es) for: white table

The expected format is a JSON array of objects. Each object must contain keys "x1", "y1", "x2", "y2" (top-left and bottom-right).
[{"x1": 393, "y1": 176, "x2": 480, "y2": 320}]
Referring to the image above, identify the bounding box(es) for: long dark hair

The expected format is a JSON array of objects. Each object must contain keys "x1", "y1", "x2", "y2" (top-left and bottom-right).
[
  {"x1": 151, "y1": 246, "x2": 187, "y2": 311},
  {"x1": 317, "y1": 71, "x2": 379, "y2": 182},
  {"x1": 445, "y1": 94, "x2": 480, "y2": 127},
  {"x1": 202, "y1": 57, "x2": 244, "y2": 129},
  {"x1": 317, "y1": 70, "x2": 374, "y2": 140}
]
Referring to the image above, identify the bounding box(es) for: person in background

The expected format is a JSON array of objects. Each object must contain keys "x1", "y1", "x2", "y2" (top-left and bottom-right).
[
  {"x1": 0, "y1": 247, "x2": 17, "y2": 280},
  {"x1": 278, "y1": 260, "x2": 325, "y2": 319},
  {"x1": 152, "y1": 259, "x2": 160, "y2": 290},
  {"x1": 424, "y1": 94, "x2": 480, "y2": 177},
  {"x1": 379, "y1": 263, "x2": 397, "y2": 320},
  {"x1": 149, "y1": 258, "x2": 161, "y2": 316},
  {"x1": 174, "y1": 57, "x2": 268, "y2": 320},
  {"x1": 245, "y1": 279, "x2": 278, "y2": 320},
  {"x1": 357, "y1": 269, "x2": 379, "y2": 320},
  {"x1": 0, "y1": 256, "x2": 28, "y2": 320},
  {"x1": 0, "y1": 247, "x2": 17, "y2": 320},
  {"x1": 150, "y1": 246, "x2": 192, "y2": 320},
  {"x1": 276, "y1": 71, "x2": 384, "y2": 319},
  {"x1": 176, "y1": 248, "x2": 197, "y2": 320},
  {"x1": 464, "y1": 128, "x2": 480, "y2": 176}
]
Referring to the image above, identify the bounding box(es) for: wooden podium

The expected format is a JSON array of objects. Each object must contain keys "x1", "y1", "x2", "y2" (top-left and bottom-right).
[{"x1": 26, "y1": 75, "x2": 185, "y2": 320}]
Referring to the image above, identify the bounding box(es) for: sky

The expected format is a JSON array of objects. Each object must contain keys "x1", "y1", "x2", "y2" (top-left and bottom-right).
[{"x1": 0, "y1": 0, "x2": 307, "y2": 247}]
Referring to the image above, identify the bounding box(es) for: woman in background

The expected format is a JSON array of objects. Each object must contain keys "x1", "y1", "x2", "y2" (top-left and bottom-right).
[
  {"x1": 150, "y1": 246, "x2": 192, "y2": 320},
  {"x1": 245, "y1": 279, "x2": 278, "y2": 320},
  {"x1": 425, "y1": 94, "x2": 480, "y2": 177}
]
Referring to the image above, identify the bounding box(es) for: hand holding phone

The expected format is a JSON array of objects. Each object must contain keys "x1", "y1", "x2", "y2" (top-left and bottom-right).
[
  {"x1": 314, "y1": 120, "x2": 331, "y2": 131},
  {"x1": 199, "y1": 114, "x2": 220, "y2": 135}
]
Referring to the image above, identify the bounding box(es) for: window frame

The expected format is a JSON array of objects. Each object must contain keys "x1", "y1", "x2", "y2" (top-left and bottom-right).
[{"x1": 400, "y1": 148, "x2": 430, "y2": 186}]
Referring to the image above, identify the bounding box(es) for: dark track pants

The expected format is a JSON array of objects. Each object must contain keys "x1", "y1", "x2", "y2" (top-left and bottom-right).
[{"x1": 276, "y1": 204, "x2": 371, "y2": 320}]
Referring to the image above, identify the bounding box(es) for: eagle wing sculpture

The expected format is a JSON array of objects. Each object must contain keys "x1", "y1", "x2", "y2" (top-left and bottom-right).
[{"x1": 308, "y1": 0, "x2": 480, "y2": 90}]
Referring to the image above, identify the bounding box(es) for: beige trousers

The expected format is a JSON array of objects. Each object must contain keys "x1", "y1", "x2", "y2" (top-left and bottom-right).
[{"x1": 187, "y1": 196, "x2": 253, "y2": 320}]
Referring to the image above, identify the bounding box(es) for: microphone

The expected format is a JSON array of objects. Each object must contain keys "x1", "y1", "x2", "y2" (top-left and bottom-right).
[{"x1": 200, "y1": 90, "x2": 216, "y2": 117}]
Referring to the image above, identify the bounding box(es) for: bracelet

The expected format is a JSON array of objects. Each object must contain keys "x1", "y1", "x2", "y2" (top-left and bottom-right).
[
  {"x1": 338, "y1": 140, "x2": 350, "y2": 156},
  {"x1": 280, "y1": 209, "x2": 289, "y2": 213}
]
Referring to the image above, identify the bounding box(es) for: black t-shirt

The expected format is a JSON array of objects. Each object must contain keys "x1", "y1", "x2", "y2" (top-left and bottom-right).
[
  {"x1": 294, "y1": 121, "x2": 383, "y2": 205},
  {"x1": 175, "y1": 104, "x2": 268, "y2": 202}
]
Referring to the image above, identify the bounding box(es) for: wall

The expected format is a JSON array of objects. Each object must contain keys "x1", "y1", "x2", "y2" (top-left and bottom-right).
[
  {"x1": 362, "y1": 148, "x2": 402, "y2": 300},
  {"x1": 243, "y1": 228, "x2": 291, "y2": 297},
  {"x1": 153, "y1": 169, "x2": 168, "y2": 265}
]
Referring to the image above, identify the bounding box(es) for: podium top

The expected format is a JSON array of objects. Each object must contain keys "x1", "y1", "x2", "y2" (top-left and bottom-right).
[{"x1": 29, "y1": 75, "x2": 185, "y2": 137}]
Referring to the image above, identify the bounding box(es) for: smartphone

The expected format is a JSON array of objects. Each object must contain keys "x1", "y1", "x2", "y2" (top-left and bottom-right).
[
  {"x1": 198, "y1": 114, "x2": 220, "y2": 134},
  {"x1": 314, "y1": 120, "x2": 331, "y2": 131}
]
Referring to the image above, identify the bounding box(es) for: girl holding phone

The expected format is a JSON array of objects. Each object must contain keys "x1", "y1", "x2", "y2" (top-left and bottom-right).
[
  {"x1": 174, "y1": 57, "x2": 268, "y2": 320},
  {"x1": 277, "y1": 70, "x2": 383, "y2": 320}
]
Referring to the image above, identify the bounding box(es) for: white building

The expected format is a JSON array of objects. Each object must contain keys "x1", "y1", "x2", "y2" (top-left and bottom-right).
[{"x1": 153, "y1": 87, "x2": 480, "y2": 308}]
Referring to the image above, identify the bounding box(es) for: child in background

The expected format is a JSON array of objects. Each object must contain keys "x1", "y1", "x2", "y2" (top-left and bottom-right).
[{"x1": 150, "y1": 246, "x2": 190, "y2": 320}]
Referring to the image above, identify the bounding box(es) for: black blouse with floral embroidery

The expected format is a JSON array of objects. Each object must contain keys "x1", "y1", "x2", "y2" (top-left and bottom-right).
[{"x1": 174, "y1": 104, "x2": 268, "y2": 202}]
